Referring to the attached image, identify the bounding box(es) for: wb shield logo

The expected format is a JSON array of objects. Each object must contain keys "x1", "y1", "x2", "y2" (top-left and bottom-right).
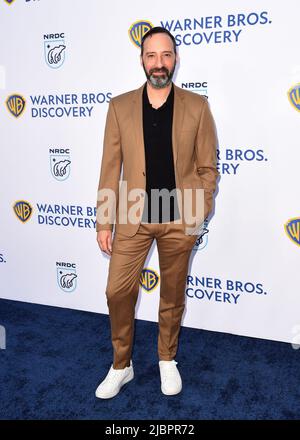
[
  {"x1": 285, "y1": 218, "x2": 300, "y2": 247},
  {"x1": 57, "y1": 267, "x2": 77, "y2": 292},
  {"x1": 128, "y1": 20, "x2": 153, "y2": 48},
  {"x1": 6, "y1": 94, "x2": 26, "y2": 118},
  {"x1": 44, "y1": 39, "x2": 66, "y2": 68},
  {"x1": 140, "y1": 268, "x2": 159, "y2": 292},
  {"x1": 50, "y1": 154, "x2": 71, "y2": 181},
  {"x1": 13, "y1": 200, "x2": 33, "y2": 223},
  {"x1": 287, "y1": 84, "x2": 300, "y2": 112}
]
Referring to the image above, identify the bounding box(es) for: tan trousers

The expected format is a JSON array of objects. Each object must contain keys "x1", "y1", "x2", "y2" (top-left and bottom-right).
[{"x1": 105, "y1": 220, "x2": 198, "y2": 369}]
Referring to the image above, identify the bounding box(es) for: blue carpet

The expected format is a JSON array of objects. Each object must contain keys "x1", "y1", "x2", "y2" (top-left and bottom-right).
[{"x1": 0, "y1": 298, "x2": 299, "y2": 420}]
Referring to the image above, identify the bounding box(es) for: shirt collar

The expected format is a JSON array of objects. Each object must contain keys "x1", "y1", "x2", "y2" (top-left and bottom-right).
[{"x1": 143, "y1": 81, "x2": 174, "y2": 110}]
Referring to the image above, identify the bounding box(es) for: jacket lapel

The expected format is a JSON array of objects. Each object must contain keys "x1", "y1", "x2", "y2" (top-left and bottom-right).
[
  {"x1": 173, "y1": 83, "x2": 185, "y2": 177},
  {"x1": 131, "y1": 81, "x2": 185, "y2": 185},
  {"x1": 131, "y1": 83, "x2": 146, "y2": 177}
]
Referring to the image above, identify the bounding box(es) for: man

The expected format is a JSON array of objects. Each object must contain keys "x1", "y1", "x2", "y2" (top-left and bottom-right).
[{"x1": 95, "y1": 27, "x2": 219, "y2": 399}]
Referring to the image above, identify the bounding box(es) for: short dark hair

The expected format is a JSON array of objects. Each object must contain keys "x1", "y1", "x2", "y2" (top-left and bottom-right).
[{"x1": 141, "y1": 26, "x2": 177, "y2": 56}]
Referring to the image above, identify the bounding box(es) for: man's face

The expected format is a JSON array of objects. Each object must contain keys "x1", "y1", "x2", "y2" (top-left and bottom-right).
[{"x1": 140, "y1": 33, "x2": 177, "y2": 89}]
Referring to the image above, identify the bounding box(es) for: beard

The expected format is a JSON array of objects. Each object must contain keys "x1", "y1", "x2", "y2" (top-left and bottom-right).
[{"x1": 142, "y1": 60, "x2": 176, "y2": 89}]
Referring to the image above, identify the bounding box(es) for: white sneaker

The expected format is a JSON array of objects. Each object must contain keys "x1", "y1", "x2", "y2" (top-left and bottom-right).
[
  {"x1": 95, "y1": 360, "x2": 134, "y2": 399},
  {"x1": 159, "y1": 360, "x2": 182, "y2": 395}
]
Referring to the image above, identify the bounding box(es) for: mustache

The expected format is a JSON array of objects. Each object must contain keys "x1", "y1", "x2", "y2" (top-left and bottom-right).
[{"x1": 150, "y1": 67, "x2": 169, "y2": 75}]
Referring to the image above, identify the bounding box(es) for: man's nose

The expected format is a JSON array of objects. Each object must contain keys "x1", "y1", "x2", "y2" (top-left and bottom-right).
[{"x1": 156, "y1": 56, "x2": 164, "y2": 68}]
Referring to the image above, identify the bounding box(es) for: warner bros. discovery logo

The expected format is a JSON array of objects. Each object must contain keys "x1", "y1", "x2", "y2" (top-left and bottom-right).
[
  {"x1": 49, "y1": 148, "x2": 71, "y2": 181},
  {"x1": 56, "y1": 262, "x2": 77, "y2": 293},
  {"x1": 6, "y1": 94, "x2": 26, "y2": 118},
  {"x1": 13, "y1": 200, "x2": 33, "y2": 223},
  {"x1": 128, "y1": 20, "x2": 154, "y2": 48},
  {"x1": 139, "y1": 268, "x2": 160, "y2": 292},
  {"x1": 44, "y1": 33, "x2": 66, "y2": 69},
  {"x1": 284, "y1": 217, "x2": 300, "y2": 247},
  {"x1": 287, "y1": 84, "x2": 300, "y2": 112}
]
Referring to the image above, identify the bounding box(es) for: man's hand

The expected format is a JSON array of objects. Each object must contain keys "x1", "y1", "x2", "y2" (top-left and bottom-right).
[{"x1": 97, "y1": 230, "x2": 113, "y2": 256}]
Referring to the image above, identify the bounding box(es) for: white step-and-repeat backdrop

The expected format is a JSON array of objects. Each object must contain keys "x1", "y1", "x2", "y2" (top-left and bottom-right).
[{"x1": 0, "y1": 0, "x2": 299, "y2": 345}]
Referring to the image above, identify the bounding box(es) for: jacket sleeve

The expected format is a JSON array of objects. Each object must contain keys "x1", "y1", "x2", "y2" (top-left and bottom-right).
[
  {"x1": 96, "y1": 99, "x2": 122, "y2": 232},
  {"x1": 194, "y1": 98, "x2": 219, "y2": 219}
]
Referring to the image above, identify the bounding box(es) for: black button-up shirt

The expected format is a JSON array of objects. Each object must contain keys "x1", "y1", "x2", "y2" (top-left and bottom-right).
[{"x1": 141, "y1": 82, "x2": 180, "y2": 223}]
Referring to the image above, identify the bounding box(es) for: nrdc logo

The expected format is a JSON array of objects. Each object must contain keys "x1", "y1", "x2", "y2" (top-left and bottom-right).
[
  {"x1": 192, "y1": 219, "x2": 210, "y2": 251},
  {"x1": 181, "y1": 81, "x2": 208, "y2": 98},
  {"x1": 6, "y1": 94, "x2": 26, "y2": 118},
  {"x1": 287, "y1": 84, "x2": 300, "y2": 112},
  {"x1": 44, "y1": 33, "x2": 66, "y2": 69},
  {"x1": 56, "y1": 262, "x2": 77, "y2": 293},
  {"x1": 128, "y1": 20, "x2": 153, "y2": 48},
  {"x1": 49, "y1": 148, "x2": 71, "y2": 181},
  {"x1": 284, "y1": 217, "x2": 300, "y2": 247},
  {"x1": 13, "y1": 200, "x2": 33, "y2": 223},
  {"x1": 139, "y1": 268, "x2": 159, "y2": 292}
]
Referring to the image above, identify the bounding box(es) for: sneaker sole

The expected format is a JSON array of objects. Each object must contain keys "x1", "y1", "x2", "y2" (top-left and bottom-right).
[{"x1": 161, "y1": 384, "x2": 182, "y2": 395}]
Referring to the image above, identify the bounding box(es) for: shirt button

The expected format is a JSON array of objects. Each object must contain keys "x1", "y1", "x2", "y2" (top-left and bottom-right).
[{"x1": 152, "y1": 122, "x2": 157, "y2": 127}]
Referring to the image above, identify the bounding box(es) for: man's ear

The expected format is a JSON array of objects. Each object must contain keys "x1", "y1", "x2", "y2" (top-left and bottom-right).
[{"x1": 140, "y1": 55, "x2": 143, "y2": 67}]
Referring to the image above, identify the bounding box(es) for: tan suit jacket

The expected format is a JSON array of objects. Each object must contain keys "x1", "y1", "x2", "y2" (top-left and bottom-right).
[{"x1": 96, "y1": 81, "x2": 219, "y2": 237}]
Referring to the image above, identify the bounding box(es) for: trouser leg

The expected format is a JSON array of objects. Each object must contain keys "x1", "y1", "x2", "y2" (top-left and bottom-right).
[
  {"x1": 156, "y1": 223, "x2": 197, "y2": 361},
  {"x1": 105, "y1": 224, "x2": 154, "y2": 369}
]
